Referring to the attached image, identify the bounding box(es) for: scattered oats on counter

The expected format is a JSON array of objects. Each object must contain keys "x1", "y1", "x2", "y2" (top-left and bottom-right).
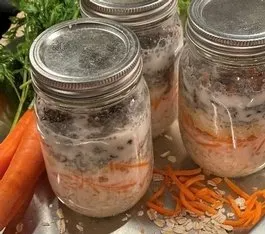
[
  {"x1": 16, "y1": 223, "x2": 24, "y2": 233},
  {"x1": 153, "y1": 173, "x2": 164, "y2": 182},
  {"x1": 160, "y1": 151, "x2": 171, "y2": 158},
  {"x1": 207, "y1": 180, "x2": 217, "y2": 187},
  {"x1": 122, "y1": 216, "x2": 128, "y2": 222},
  {"x1": 126, "y1": 213, "x2": 132, "y2": 218},
  {"x1": 56, "y1": 208, "x2": 64, "y2": 219},
  {"x1": 42, "y1": 222, "x2": 50, "y2": 226},
  {"x1": 235, "y1": 197, "x2": 246, "y2": 210},
  {"x1": 56, "y1": 219, "x2": 66, "y2": 234},
  {"x1": 167, "y1": 156, "x2": 177, "y2": 163},
  {"x1": 137, "y1": 210, "x2": 144, "y2": 217},
  {"x1": 49, "y1": 204, "x2": 53, "y2": 208},
  {"x1": 146, "y1": 209, "x2": 233, "y2": 234},
  {"x1": 164, "y1": 135, "x2": 173, "y2": 141},
  {"x1": 76, "y1": 223, "x2": 84, "y2": 232}
]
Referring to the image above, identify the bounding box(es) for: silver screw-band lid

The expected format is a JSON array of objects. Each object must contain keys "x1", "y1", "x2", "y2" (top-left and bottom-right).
[
  {"x1": 30, "y1": 18, "x2": 142, "y2": 102},
  {"x1": 187, "y1": 0, "x2": 265, "y2": 57}
]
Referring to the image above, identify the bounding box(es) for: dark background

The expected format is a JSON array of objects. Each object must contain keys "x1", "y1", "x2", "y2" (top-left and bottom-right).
[{"x1": 0, "y1": 0, "x2": 18, "y2": 37}]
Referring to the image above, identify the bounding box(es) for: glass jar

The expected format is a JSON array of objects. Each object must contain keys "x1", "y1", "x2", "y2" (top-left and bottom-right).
[
  {"x1": 30, "y1": 18, "x2": 153, "y2": 217},
  {"x1": 80, "y1": 0, "x2": 183, "y2": 137},
  {"x1": 179, "y1": 0, "x2": 265, "y2": 177}
]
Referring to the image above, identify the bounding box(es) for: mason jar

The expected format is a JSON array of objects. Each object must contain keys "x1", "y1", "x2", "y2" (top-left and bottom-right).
[
  {"x1": 179, "y1": 0, "x2": 265, "y2": 177},
  {"x1": 80, "y1": 0, "x2": 183, "y2": 137},
  {"x1": 30, "y1": 18, "x2": 153, "y2": 217}
]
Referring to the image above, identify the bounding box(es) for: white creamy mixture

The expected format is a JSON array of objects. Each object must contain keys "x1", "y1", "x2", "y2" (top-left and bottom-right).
[
  {"x1": 37, "y1": 92, "x2": 153, "y2": 216},
  {"x1": 142, "y1": 35, "x2": 181, "y2": 137},
  {"x1": 179, "y1": 67, "x2": 265, "y2": 177}
]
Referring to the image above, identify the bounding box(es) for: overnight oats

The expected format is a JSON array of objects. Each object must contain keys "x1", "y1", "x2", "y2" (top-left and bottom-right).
[
  {"x1": 179, "y1": 0, "x2": 265, "y2": 177},
  {"x1": 30, "y1": 18, "x2": 153, "y2": 217},
  {"x1": 80, "y1": 0, "x2": 183, "y2": 137}
]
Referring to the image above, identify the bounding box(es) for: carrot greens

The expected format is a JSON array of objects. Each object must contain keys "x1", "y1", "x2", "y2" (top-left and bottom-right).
[{"x1": 0, "y1": 0, "x2": 80, "y2": 131}]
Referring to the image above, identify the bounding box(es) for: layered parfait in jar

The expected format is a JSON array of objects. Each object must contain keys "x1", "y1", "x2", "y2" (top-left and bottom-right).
[
  {"x1": 178, "y1": 0, "x2": 265, "y2": 178},
  {"x1": 179, "y1": 53, "x2": 265, "y2": 177},
  {"x1": 36, "y1": 80, "x2": 153, "y2": 217},
  {"x1": 80, "y1": 0, "x2": 183, "y2": 138},
  {"x1": 30, "y1": 18, "x2": 153, "y2": 217},
  {"x1": 138, "y1": 17, "x2": 183, "y2": 137}
]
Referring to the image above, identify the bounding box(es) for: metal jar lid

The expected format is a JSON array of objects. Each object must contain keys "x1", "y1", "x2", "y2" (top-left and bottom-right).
[
  {"x1": 187, "y1": 0, "x2": 265, "y2": 57},
  {"x1": 30, "y1": 18, "x2": 142, "y2": 105},
  {"x1": 80, "y1": 0, "x2": 177, "y2": 29}
]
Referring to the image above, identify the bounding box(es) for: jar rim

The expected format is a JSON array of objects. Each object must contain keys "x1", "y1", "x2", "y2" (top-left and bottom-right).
[
  {"x1": 187, "y1": 0, "x2": 265, "y2": 58},
  {"x1": 80, "y1": 0, "x2": 177, "y2": 30},
  {"x1": 30, "y1": 18, "x2": 143, "y2": 104}
]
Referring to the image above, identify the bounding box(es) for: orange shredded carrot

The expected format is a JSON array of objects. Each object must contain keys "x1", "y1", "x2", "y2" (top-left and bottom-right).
[
  {"x1": 190, "y1": 201, "x2": 217, "y2": 215},
  {"x1": 167, "y1": 167, "x2": 196, "y2": 201},
  {"x1": 211, "y1": 177, "x2": 223, "y2": 185},
  {"x1": 227, "y1": 195, "x2": 242, "y2": 218},
  {"x1": 244, "y1": 211, "x2": 255, "y2": 227},
  {"x1": 190, "y1": 188, "x2": 218, "y2": 204},
  {"x1": 146, "y1": 201, "x2": 175, "y2": 216},
  {"x1": 110, "y1": 161, "x2": 149, "y2": 170},
  {"x1": 244, "y1": 196, "x2": 257, "y2": 216},
  {"x1": 149, "y1": 184, "x2": 166, "y2": 202},
  {"x1": 173, "y1": 197, "x2": 181, "y2": 216},
  {"x1": 223, "y1": 216, "x2": 249, "y2": 227},
  {"x1": 206, "y1": 189, "x2": 224, "y2": 200},
  {"x1": 179, "y1": 192, "x2": 204, "y2": 216},
  {"x1": 154, "y1": 200, "x2": 164, "y2": 207},
  {"x1": 224, "y1": 178, "x2": 250, "y2": 200},
  {"x1": 178, "y1": 176, "x2": 189, "y2": 183},
  {"x1": 195, "y1": 181, "x2": 206, "y2": 187},
  {"x1": 196, "y1": 188, "x2": 208, "y2": 196},
  {"x1": 212, "y1": 201, "x2": 223, "y2": 209},
  {"x1": 252, "y1": 202, "x2": 262, "y2": 225},
  {"x1": 174, "y1": 168, "x2": 202, "y2": 176},
  {"x1": 185, "y1": 175, "x2": 205, "y2": 188}
]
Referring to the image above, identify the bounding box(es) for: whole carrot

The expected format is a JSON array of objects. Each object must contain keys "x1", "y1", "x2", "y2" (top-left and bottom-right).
[
  {"x1": 0, "y1": 109, "x2": 34, "y2": 178},
  {"x1": 0, "y1": 116, "x2": 44, "y2": 230}
]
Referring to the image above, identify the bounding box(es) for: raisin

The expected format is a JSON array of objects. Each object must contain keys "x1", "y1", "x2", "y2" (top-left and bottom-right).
[{"x1": 127, "y1": 139, "x2": 133, "y2": 144}]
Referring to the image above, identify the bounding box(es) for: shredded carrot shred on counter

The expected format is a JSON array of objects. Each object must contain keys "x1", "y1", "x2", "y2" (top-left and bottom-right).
[{"x1": 146, "y1": 165, "x2": 265, "y2": 231}]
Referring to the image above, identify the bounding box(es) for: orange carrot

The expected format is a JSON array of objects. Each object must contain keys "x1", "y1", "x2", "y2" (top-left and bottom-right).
[
  {"x1": 211, "y1": 201, "x2": 223, "y2": 209},
  {"x1": 149, "y1": 185, "x2": 166, "y2": 202},
  {"x1": 174, "y1": 168, "x2": 202, "y2": 176},
  {"x1": 224, "y1": 178, "x2": 250, "y2": 200},
  {"x1": 179, "y1": 192, "x2": 204, "y2": 216},
  {"x1": 224, "y1": 216, "x2": 249, "y2": 227},
  {"x1": 244, "y1": 196, "x2": 257, "y2": 215},
  {"x1": 146, "y1": 201, "x2": 175, "y2": 216},
  {"x1": 109, "y1": 161, "x2": 149, "y2": 170},
  {"x1": 0, "y1": 109, "x2": 34, "y2": 178},
  {"x1": 244, "y1": 211, "x2": 255, "y2": 227},
  {"x1": 195, "y1": 181, "x2": 206, "y2": 187},
  {"x1": 190, "y1": 201, "x2": 217, "y2": 215},
  {"x1": 185, "y1": 175, "x2": 205, "y2": 188},
  {"x1": 179, "y1": 176, "x2": 189, "y2": 183},
  {"x1": 173, "y1": 197, "x2": 181, "y2": 215},
  {"x1": 252, "y1": 202, "x2": 262, "y2": 225},
  {"x1": 0, "y1": 117, "x2": 45, "y2": 229},
  {"x1": 227, "y1": 195, "x2": 242, "y2": 218},
  {"x1": 196, "y1": 188, "x2": 208, "y2": 196},
  {"x1": 167, "y1": 167, "x2": 195, "y2": 201}
]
